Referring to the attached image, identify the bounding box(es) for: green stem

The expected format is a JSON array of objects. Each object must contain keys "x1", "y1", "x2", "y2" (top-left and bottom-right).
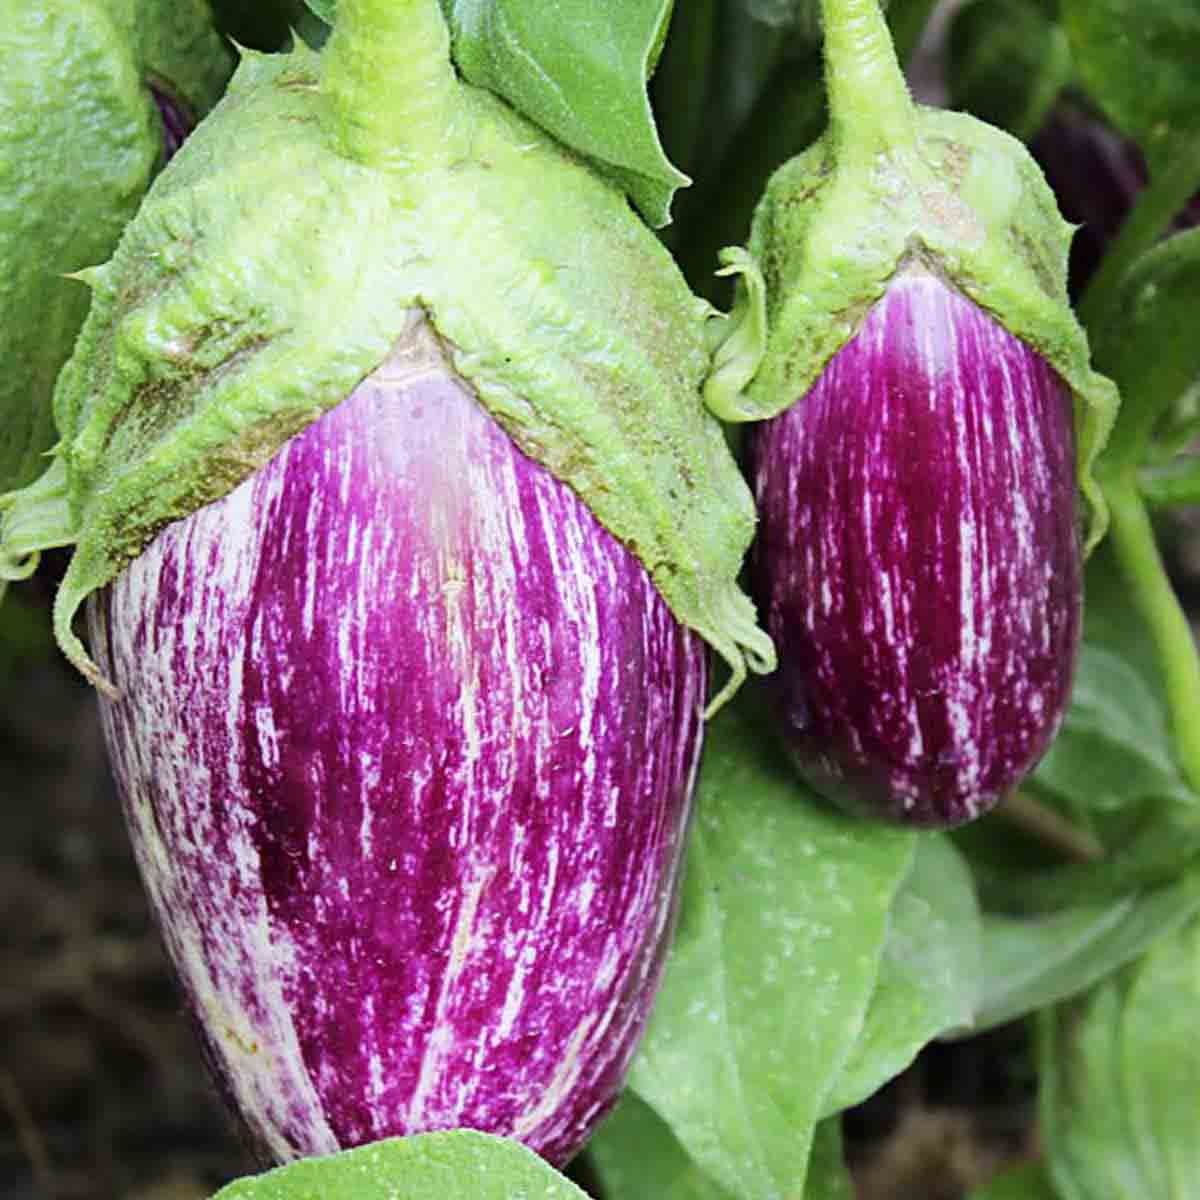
[
  {"x1": 1078, "y1": 134, "x2": 1200, "y2": 333},
  {"x1": 673, "y1": 0, "x2": 934, "y2": 298},
  {"x1": 320, "y1": 0, "x2": 462, "y2": 167},
  {"x1": 997, "y1": 792, "x2": 1105, "y2": 863},
  {"x1": 820, "y1": 0, "x2": 917, "y2": 163},
  {"x1": 1103, "y1": 468, "x2": 1200, "y2": 793}
]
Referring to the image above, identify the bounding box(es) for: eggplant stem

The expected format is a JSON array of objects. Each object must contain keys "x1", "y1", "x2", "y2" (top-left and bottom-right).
[
  {"x1": 1103, "y1": 470, "x2": 1200, "y2": 795},
  {"x1": 996, "y1": 792, "x2": 1105, "y2": 864},
  {"x1": 819, "y1": 0, "x2": 918, "y2": 165},
  {"x1": 320, "y1": 0, "x2": 463, "y2": 167}
]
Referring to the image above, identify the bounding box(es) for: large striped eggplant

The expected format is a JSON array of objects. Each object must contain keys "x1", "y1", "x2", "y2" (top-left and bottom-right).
[
  {"x1": 12, "y1": 0, "x2": 772, "y2": 1167},
  {"x1": 749, "y1": 267, "x2": 1081, "y2": 826},
  {"x1": 704, "y1": 0, "x2": 1117, "y2": 825},
  {"x1": 87, "y1": 313, "x2": 707, "y2": 1165}
]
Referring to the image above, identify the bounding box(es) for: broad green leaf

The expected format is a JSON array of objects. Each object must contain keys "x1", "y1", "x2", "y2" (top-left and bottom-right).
[
  {"x1": 590, "y1": 1098, "x2": 850, "y2": 1200},
  {"x1": 969, "y1": 870, "x2": 1200, "y2": 1033},
  {"x1": 822, "y1": 835, "x2": 981, "y2": 1115},
  {"x1": 968, "y1": 1161, "x2": 1060, "y2": 1200},
  {"x1": 626, "y1": 698, "x2": 916, "y2": 1200},
  {"x1": 439, "y1": 0, "x2": 686, "y2": 225},
  {"x1": 1060, "y1": 0, "x2": 1200, "y2": 171},
  {"x1": 1041, "y1": 914, "x2": 1200, "y2": 1199},
  {"x1": 947, "y1": 0, "x2": 1073, "y2": 142},
  {"x1": 590, "y1": 1093, "x2": 737, "y2": 1200},
  {"x1": 208, "y1": 1130, "x2": 589, "y2": 1199}
]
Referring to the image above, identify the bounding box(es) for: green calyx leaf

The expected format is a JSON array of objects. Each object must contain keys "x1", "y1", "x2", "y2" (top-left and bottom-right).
[
  {"x1": 704, "y1": 0, "x2": 1118, "y2": 550},
  {"x1": 209, "y1": 1129, "x2": 589, "y2": 1198},
  {"x1": 0, "y1": 0, "x2": 231, "y2": 497},
  {"x1": 7, "y1": 34, "x2": 773, "y2": 705}
]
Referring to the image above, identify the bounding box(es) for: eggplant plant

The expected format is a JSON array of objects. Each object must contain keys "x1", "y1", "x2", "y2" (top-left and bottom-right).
[{"x1": 5, "y1": 0, "x2": 1200, "y2": 1196}]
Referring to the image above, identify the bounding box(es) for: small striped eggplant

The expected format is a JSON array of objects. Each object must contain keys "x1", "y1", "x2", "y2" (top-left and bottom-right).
[
  {"x1": 704, "y1": 0, "x2": 1118, "y2": 825},
  {"x1": 749, "y1": 267, "x2": 1081, "y2": 826},
  {"x1": 87, "y1": 314, "x2": 707, "y2": 1166}
]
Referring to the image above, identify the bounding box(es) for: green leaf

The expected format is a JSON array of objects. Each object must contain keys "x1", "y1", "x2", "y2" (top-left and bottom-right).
[
  {"x1": 969, "y1": 871, "x2": 1200, "y2": 1033},
  {"x1": 591, "y1": 1100, "x2": 852, "y2": 1200},
  {"x1": 1060, "y1": 0, "x2": 1200, "y2": 171},
  {"x1": 946, "y1": 0, "x2": 1073, "y2": 142},
  {"x1": 626, "y1": 698, "x2": 916, "y2": 1200},
  {"x1": 590, "y1": 1093, "x2": 738, "y2": 1200},
  {"x1": 439, "y1": 0, "x2": 687, "y2": 225},
  {"x1": 208, "y1": 1130, "x2": 589, "y2": 1199},
  {"x1": 1040, "y1": 913, "x2": 1200, "y2": 1199},
  {"x1": 823, "y1": 835, "x2": 982, "y2": 1115}
]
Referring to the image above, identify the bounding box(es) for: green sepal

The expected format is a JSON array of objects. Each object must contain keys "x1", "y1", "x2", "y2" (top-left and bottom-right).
[
  {"x1": 0, "y1": 0, "x2": 231, "y2": 497},
  {"x1": 11, "y1": 40, "x2": 774, "y2": 704},
  {"x1": 705, "y1": 101, "x2": 1119, "y2": 551},
  {"x1": 702, "y1": 248, "x2": 769, "y2": 421},
  {"x1": 0, "y1": 456, "x2": 74, "y2": 623}
]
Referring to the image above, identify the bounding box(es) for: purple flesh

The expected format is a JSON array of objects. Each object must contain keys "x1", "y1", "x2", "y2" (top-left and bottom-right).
[
  {"x1": 750, "y1": 268, "x2": 1081, "y2": 828},
  {"x1": 147, "y1": 80, "x2": 192, "y2": 160},
  {"x1": 87, "y1": 319, "x2": 706, "y2": 1166}
]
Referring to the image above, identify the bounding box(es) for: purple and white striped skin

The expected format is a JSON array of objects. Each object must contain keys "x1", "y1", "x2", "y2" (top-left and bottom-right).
[
  {"x1": 750, "y1": 266, "x2": 1081, "y2": 828},
  {"x1": 86, "y1": 315, "x2": 706, "y2": 1166}
]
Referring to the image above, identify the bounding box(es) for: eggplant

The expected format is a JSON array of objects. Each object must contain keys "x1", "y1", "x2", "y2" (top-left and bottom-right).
[
  {"x1": 704, "y1": 0, "x2": 1114, "y2": 825},
  {"x1": 87, "y1": 314, "x2": 707, "y2": 1166},
  {"x1": 749, "y1": 267, "x2": 1082, "y2": 826}
]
